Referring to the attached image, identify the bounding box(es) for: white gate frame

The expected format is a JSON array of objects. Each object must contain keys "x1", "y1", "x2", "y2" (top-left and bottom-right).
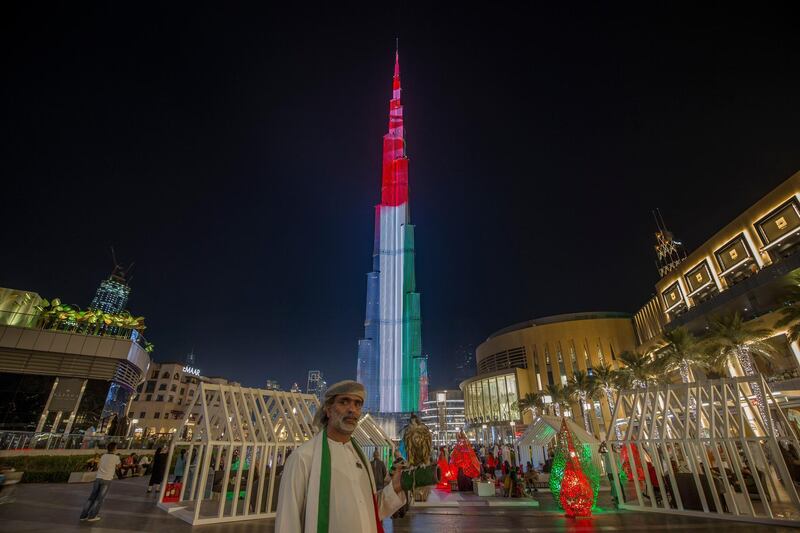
[
  {"x1": 157, "y1": 382, "x2": 319, "y2": 525},
  {"x1": 605, "y1": 376, "x2": 800, "y2": 526}
]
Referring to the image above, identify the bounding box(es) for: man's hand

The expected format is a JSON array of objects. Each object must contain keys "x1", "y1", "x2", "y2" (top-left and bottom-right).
[{"x1": 391, "y1": 465, "x2": 404, "y2": 494}]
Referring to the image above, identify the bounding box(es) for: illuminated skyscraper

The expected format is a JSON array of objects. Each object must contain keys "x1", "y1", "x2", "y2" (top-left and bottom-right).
[
  {"x1": 89, "y1": 265, "x2": 131, "y2": 314},
  {"x1": 357, "y1": 49, "x2": 423, "y2": 413}
]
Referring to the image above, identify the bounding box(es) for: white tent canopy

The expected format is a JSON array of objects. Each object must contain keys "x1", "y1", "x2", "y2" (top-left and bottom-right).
[{"x1": 516, "y1": 414, "x2": 600, "y2": 470}]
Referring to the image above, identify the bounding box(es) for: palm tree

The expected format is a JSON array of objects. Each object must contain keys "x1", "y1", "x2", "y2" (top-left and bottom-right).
[
  {"x1": 658, "y1": 326, "x2": 706, "y2": 383},
  {"x1": 594, "y1": 363, "x2": 622, "y2": 440},
  {"x1": 776, "y1": 274, "x2": 800, "y2": 342},
  {"x1": 544, "y1": 383, "x2": 570, "y2": 417},
  {"x1": 516, "y1": 391, "x2": 545, "y2": 419},
  {"x1": 569, "y1": 370, "x2": 598, "y2": 433},
  {"x1": 702, "y1": 311, "x2": 776, "y2": 429},
  {"x1": 703, "y1": 312, "x2": 775, "y2": 378},
  {"x1": 616, "y1": 350, "x2": 657, "y2": 388}
]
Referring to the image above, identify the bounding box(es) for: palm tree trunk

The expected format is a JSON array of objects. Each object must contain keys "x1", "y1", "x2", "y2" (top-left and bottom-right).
[
  {"x1": 579, "y1": 393, "x2": 591, "y2": 433},
  {"x1": 679, "y1": 360, "x2": 692, "y2": 384},
  {"x1": 604, "y1": 388, "x2": 622, "y2": 441},
  {"x1": 736, "y1": 346, "x2": 771, "y2": 433}
]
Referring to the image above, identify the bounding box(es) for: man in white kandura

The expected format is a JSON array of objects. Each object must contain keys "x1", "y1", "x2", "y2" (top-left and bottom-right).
[{"x1": 275, "y1": 380, "x2": 406, "y2": 533}]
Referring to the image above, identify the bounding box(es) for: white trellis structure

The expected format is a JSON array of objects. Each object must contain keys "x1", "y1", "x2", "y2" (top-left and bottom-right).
[
  {"x1": 516, "y1": 414, "x2": 601, "y2": 473},
  {"x1": 605, "y1": 376, "x2": 800, "y2": 526},
  {"x1": 157, "y1": 382, "x2": 320, "y2": 525},
  {"x1": 351, "y1": 413, "x2": 395, "y2": 464}
]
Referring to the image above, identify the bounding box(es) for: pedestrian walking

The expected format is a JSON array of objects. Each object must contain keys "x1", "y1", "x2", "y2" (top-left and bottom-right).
[
  {"x1": 147, "y1": 446, "x2": 168, "y2": 494},
  {"x1": 79, "y1": 442, "x2": 120, "y2": 522},
  {"x1": 371, "y1": 449, "x2": 389, "y2": 492}
]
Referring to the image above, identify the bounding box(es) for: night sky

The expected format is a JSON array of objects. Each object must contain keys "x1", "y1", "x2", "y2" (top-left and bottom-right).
[{"x1": 3, "y1": 4, "x2": 800, "y2": 391}]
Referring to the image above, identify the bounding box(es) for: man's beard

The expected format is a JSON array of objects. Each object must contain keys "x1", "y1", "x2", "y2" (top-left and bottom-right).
[{"x1": 332, "y1": 412, "x2": 358, "y2": 434}]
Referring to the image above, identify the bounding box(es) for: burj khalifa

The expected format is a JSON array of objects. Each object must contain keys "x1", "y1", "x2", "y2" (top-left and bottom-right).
[{"x1": 357, "y1": 50, "x2": 423, "y2": 414}]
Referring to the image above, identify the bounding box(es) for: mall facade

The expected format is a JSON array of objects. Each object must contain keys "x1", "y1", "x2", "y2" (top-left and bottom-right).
[{"x1": 462, "y1": 169, "x2": 800, "y2": 440}]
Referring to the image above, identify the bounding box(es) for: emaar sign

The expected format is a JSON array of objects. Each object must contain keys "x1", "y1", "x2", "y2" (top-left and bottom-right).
[{"x1": 183, "y1": 366, "x2": 201, "y2": 376}]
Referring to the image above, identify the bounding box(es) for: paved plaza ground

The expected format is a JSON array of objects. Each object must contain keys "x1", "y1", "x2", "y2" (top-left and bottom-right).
[{"x1": 0, "y1": 476, "x2": 798, "y2": 532}]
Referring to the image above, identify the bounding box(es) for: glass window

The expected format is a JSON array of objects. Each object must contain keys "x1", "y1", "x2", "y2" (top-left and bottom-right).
[
  {"x1": 557, "y1": 342, "x2": 567, "y2": 385},
  {"x1": 163, "y1": 413, "x2": 169, "y2": 420},
  {"x1": 146, "y1": 394, "x2": 152, "y2": 402},
  {"x1": 171, "y1": 384, "x2": 177, "y2": 392},
  {"x1": 488, "y1": 378, "x2": 499, "y2": 421},
  {"x1": 158, "y1": 383, "x2": 166, "y2": 391},
  {"x1": 162, "y1": 372, "x2": 169, "y2": 379},
  {"x1": 139, "y1": 411, "x2": 146, "y2": 418},
  {"x1": 189, "y1": 389, "x2": 194, "y2": 396},
  {"x1": 168, "y1": 396, "x2": 174, "y2": 403},
  {"x1": 569, "y1": 342, "x2": 578, "y2": 369},
  {"x1": 156, "y1": 395, "x2": 164, "y2": 402},
  {"x1": 180, "y1": 388, "x2": 185, "y2": 395},
  {"x1": 154, "y1": 412, "x2": 161, "y2": 419},
  {"x1": 507, "y1": 376, "x2": 520, "y2": 420},
  {"x1": 481, "y1": 380, "x2": 491, "y2": 422},
  {"x1": 174, "y1": 373, "x2": 180, "y2": 380},
  {"x1": 584, "y1": 342, "x2": 592, "y2": 372},
  {"x1": 145, "y1": 381, "x2": 156, "y2": 393},
  {"x1": 497, "y1": 375, "x2": 508, "y2": 420}
]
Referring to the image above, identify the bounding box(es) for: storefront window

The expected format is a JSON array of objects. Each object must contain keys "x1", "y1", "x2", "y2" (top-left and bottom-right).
[
  {"x1": 507, "y1": 376, "x2": 519, "y2": 420},
  {"x1": 497, "y1": 376, "x2": 508, "y2": 420},
  {"x1": 488, "y1": 378, "x2": 499, "y2": 421},
  {"x1": 482, "y1": 380, "x2": 491, "y2": 422}
]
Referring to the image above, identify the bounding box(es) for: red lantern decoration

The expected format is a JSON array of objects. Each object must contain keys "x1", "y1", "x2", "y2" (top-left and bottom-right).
[
  {"x1": 436, "y1": 448, "x2": 453, "y2": 490},
  {"x1": 620, "y1": 440, "x2": 644, "y2": 482},
  {"x1": 449, "y1": 432, "x2": 481, "y2": 479},
  {"x1": 557, "y1": 418, "x2": 593, "y2": 517}
]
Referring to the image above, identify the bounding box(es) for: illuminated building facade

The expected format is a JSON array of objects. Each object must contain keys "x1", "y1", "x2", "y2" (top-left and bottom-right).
[
  {"x1": 89, "y1": 265, "x2": 131, "y2": 314},
  {"x1": 419, "y1": 389, "x2": 465, "y2": 446},
  {"x1": 463, "y1": 169, "x2": 800, "y2": 440},
  {"x1": 357, "y1": 50, "x2": 422, "y2": 414},
  {"x1": 129, "y1": 359, "x2": 238, "y2": 437},
  {"x1": 462, "y1": 314, "x2": 637, "y2": 439}
]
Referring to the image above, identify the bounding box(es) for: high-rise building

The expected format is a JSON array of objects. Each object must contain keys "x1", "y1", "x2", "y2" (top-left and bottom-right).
[
  {"x1": 89, "y1": 264, "x2": 131, "y2": 314},
  {"x1": 357, "y1": 49, "x2": 423, "y2": 414},
  {"x1": 265, "y1": 380, "x2": 282, "y2": 391},
  {"x1": 306, "y1": 370, "x2": 327, "y2": 402}
]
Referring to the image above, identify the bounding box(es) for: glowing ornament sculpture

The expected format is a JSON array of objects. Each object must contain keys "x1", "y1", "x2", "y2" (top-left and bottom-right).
[
  {"x1": 557, "y1": 418, "x2": 594, "y2": 517},
  {"x1": 549, "y1": 418, "x2": 601, "y2": 509},
  {"x1": 621, "y1": 440, "x2": 644, "y2": 482},
  {"x1": 449, "y1": 431, "x2": 481, "y2": 479},
  {"x1": 436, "y1": 447, "x2": 454, "y2": 490}
]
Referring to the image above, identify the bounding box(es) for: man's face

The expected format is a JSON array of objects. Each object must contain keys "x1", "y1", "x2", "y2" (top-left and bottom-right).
[{"x1": 326, "y1": 394, "x2": 363, "y2": 435}]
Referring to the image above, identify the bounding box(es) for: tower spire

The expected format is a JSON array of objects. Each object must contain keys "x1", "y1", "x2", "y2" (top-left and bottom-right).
[{"x1": 394, "y1": 38, "x2": 400, "y2": 78}]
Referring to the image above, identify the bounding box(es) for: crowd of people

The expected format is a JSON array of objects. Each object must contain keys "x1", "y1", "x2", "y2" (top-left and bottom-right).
[{"x1": 436, "y1": 439, "x2": 552, "y2": 498}]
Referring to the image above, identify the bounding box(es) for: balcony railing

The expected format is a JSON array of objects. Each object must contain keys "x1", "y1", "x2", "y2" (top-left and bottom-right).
[
  {"x1": 0, "y1": 431, "x2": 173, "y2": 451},
  {"x1": 0, "y1": 309, "x2": 150, "y2": 352}
]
